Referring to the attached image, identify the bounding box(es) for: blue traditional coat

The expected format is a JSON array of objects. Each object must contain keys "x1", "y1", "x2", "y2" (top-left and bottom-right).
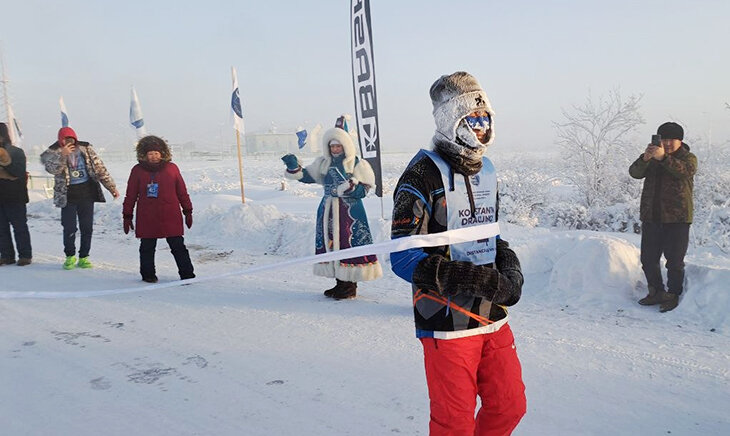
[{"x1": 285, "y1": 127, "x2": 382, "y2": 282}]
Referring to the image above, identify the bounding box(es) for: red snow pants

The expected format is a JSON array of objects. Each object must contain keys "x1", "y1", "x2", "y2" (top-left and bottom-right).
[{"x1": 420, "y1": 324, "x2": 526, "y2": 436}]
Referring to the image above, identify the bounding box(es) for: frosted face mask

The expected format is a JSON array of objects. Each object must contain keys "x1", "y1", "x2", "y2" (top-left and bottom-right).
[{"x1": 464, "y1": 114, "x2": 491, "y2": 131}]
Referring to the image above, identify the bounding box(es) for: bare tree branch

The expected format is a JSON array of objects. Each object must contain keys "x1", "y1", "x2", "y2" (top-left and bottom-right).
[{"x1": 553, "y1": 89, "x2": 645, "y2": 207}]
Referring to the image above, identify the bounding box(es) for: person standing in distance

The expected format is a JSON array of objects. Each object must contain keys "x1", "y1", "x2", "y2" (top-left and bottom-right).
[
  {"x1": 0, "y1": 122, "x2": 32, "y2": 266},
  {"x1": 122, "y1": 135, "x2": 195, "y2": 283},
  {"x1": 281, "y1": 116, "x2": 382, "y2": 300},
  {"x1": 630, "y1": 122, "x2": 697, "y2": 312},
  {"x1": 41, "y1": 127, "x2": 119, "y2": 269}
]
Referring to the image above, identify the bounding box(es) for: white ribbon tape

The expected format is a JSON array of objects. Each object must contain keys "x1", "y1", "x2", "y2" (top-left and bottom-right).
[{"x1": 1, "y1": 223, "x2": 500, "y2": 299}]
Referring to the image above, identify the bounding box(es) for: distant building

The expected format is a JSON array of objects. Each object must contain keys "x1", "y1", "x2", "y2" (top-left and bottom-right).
[{"x1": 239, "y1": 124, "x2": 322, "y2": 156}]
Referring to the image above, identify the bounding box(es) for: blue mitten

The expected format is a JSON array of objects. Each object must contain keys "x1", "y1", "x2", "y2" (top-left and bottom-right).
[{"x1": 281, "y1": 154, "x2": 300, "y2": 171}]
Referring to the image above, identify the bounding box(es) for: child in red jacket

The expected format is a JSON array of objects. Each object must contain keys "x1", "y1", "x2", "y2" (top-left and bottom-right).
[{"x1": 122, "y1": 136, "x2": 195, "y2": 283}]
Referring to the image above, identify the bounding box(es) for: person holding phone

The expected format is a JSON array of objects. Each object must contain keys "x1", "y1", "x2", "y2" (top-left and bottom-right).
[
  {"x1": 629, "y1": 122, "x2": 697, "y2": 312},
  {"x1": 41, "y1": 127, "x2": 119, "y2": 269},
  {"x1": 122, "y1": 135, "x2": 195, "y2": 283},
  {"x1": 281, "y1": 116, "x2": 382, "y2": 300}
]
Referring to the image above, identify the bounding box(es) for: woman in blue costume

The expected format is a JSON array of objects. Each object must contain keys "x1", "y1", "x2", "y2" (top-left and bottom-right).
[{"x1": 282, "y1": 117, "x2": 382, "y2": 299}]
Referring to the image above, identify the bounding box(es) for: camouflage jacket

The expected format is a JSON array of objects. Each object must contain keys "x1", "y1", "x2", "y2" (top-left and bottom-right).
[
  {"x1": 40, "y1": 142, "x2": 117, "y2": 208},
  {"x1": 629, "y1": 143, "x2": 696, "y2": 223}
]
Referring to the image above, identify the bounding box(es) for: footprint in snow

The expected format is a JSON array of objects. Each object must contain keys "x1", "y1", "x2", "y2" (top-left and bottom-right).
[{"x1": 90, "y1": 377, "x2": 112, "y2": 390}]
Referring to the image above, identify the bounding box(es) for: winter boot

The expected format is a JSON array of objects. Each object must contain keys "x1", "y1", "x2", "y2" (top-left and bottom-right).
[
  {"x1": 332, "y1": 281, "x2": 357, "y2": 300},
  {"x1": 324, "y1": 280, "x2": 341, "y2": 298},
  {"x1": 63, "y1": 256, "x2": 77, "y2": 270},
  {"x1": 0, "y1": 258, "x2": 16, "y2": 266},
  {"x1": 17, "y1": 258, "x2": 32, "y2": 266},
  {"x1": 142, "y1": 275, "x2": 159, "y2": 283},
  {"x1": 77, "y1": 257, "x2": 93, "y2": 269},
  {"x1": 638, "y1": 286, "x2": 669, "y2": 306},
  {"x1": 659, "y1": 293, "x2": 680, "y2": 313}
]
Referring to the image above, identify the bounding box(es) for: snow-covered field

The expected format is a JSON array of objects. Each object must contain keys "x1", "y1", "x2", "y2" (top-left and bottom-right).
[{"x1": 1, "y1": 152, "x2": 728, "y2": 435}]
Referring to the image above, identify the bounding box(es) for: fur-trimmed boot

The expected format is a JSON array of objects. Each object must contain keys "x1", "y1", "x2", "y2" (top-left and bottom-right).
[
  {"x1": 324, "y1": 280, "x2": 341, "y2": 298},
  {"x1": 332, "y1": 280, "x2": 357, "y2": 300},
  {"x1": 638, "y1": 286, "x2": 670, "y2": 306}
]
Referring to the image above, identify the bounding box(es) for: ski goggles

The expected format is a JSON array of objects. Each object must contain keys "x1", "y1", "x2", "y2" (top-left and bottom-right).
[{"x1": 464, "y1": 114, "x2": 491, "y2": 131}]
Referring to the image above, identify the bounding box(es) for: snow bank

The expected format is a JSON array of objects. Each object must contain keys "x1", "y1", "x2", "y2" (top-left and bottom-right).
[{"x1": 508, "y1": 225, "x2": 730, "y2": 332}]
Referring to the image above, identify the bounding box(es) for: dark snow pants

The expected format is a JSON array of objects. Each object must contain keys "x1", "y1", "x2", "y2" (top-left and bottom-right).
[
  {"x1": 61, "y1": 201, "x2": 94, "y2": 258},
  {"x1": 420, "y1": 324, "x2": 526, "y2": 436},
  {"x1": 640, "y1": 222, "x2": 690, "y2": 295},
  {"x1": 139, "y1": 236, "x2": 195, "y2": 280},
  {"x1": 0, "y1": 203, "x2": 32, "y2": 260}
]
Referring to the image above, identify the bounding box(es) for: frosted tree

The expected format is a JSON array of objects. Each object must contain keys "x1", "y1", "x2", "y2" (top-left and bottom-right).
[{"x1": 554, "y1": 89, "x2": 645, "y2": 208}]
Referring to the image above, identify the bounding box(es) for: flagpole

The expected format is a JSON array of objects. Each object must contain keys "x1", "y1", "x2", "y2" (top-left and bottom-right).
[
  {"x1": 235, "y1": 128, "x2": 245, "y2": 204},
  {"x1": 231, "y1": 67, "x2": 245, "y2": 204}
]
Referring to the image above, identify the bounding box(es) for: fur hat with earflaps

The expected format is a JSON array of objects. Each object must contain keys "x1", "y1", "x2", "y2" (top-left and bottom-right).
[
  {"x1": 430, "y1": 71, "x2": 495, "y2": 148},
  {"x1": 136, "y1": 135, "x2": 172, "y2": 162},
  {"x1": 429, "y1": 72, "x2": 495, "y2": 175}
]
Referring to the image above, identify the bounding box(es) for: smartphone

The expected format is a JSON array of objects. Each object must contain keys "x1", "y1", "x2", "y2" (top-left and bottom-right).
[{"x1": 651, "y1": 134, "x2": 661, "y2": 146}]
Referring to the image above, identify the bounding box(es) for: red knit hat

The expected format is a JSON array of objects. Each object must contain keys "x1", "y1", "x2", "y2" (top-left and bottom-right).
[{"x1": 57, "y1": 127, "x2": 78, "y2": 144}]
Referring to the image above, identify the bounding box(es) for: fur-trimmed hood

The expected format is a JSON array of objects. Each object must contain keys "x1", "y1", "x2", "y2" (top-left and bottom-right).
[
  {"x1": 319, "y1": 127, "x2": 358, "y2": 174},
  {"x1": 135, "y1": 135, "x2": 172, "y2": 162}
]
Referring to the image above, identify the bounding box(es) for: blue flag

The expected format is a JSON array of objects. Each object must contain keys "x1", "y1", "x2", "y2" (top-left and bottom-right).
[{"x1": 296, "y1": 129, "x2": 308, "y2": 149}]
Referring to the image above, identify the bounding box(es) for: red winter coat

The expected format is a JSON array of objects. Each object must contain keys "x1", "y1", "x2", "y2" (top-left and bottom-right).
[{"x1": 122, "y1": 161, "x2": 192, "y2": 238}]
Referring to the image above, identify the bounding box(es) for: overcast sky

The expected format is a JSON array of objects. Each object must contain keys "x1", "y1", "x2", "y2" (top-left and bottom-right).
[{"x1": 2, "y1": 0, "x2": 729, "y2": 153}]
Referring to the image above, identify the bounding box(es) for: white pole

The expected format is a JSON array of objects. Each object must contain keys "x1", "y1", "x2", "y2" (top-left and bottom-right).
[{"x1": 0, "y1": 46, "x2": 15, "y2": 144}]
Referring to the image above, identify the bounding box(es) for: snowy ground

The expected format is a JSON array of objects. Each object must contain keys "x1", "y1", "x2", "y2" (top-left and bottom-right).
[{"x1": 1, "y1": 153, "x2": 728, "y2": 435}]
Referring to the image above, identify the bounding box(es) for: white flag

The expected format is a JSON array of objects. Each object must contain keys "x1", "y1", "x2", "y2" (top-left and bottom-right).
[
  {"x1": 6, "y1": 103, "x2": 21, "y2": 144},
  {"x1": 231, "y1": 67, "x2": 243, "y2": 133},
  {"x1": 130, "y1": 86, "x2": 147, "y2": 138},
  {"x1": 59, "y1": 96, "x2": 69, "y2": 127}
]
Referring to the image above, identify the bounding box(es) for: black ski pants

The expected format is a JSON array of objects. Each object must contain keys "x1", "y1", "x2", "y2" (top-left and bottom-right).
[
  {"x1": 640, "y1": 222, "x2": 690, "y2": 295},
  {"x1": 0, "y1": 203, "x2": 32, "y2": 260},
  {"x1": 139, "y1": 236, "x2": 195, "y2": 280},
  {"x1": 61, "y1": 201, "x2": 94, "y2": 258}
]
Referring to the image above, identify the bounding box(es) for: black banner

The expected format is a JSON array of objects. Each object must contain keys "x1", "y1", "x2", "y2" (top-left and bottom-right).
[{"x1": 350, "y1": 0, "x2": 383, "y2": 197}]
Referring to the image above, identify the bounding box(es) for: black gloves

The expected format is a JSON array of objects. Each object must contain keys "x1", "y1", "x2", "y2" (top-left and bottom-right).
[{"x1": 412, "y1": 239, "x2": 523, "y2": 306}]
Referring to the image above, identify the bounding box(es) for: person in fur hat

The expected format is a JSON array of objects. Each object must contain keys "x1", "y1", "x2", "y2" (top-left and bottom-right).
[
  {"x1": 41, "y1": 127, "x2": 119, "y2": 269},
  {"x1": 0, "y1": 122, "x2": 32, "y2": 266},
  {"x1": 390, "y1": 72, "x2": 526, "y2": 435},
  {"x1": 122, "y1": 135, "x2": 195, "y2": 283},
  {"x1": 281, "y1": 116, "x2": 382, "y2": 300}
]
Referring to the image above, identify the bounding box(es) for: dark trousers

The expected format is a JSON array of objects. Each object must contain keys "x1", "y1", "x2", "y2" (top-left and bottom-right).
[
  {"x1": 139, "y1": 236, "x2": 195, "y2": 280},
  {"x1": 0, "y1": 203, "x2": 32, "y2": 260},
  {"x1": 640, "y1": 222, "x2": 690, "y2": 295},
  {"x1": 61, "y1": 201, "x2": 95, "y2": 258}
]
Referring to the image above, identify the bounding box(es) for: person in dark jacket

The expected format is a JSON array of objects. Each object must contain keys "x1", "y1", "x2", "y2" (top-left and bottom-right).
[
  {"x1": 391, "y1": 72, "x2": 526, "y2": 435},
  {"x1": 629, "y1": 121, "x2": 697, "y2": 312},
  {"x1": 122, "y1": 135, "x2": 195, "y2": 283},
  {"x1": 0, "y1": 122, "x2": 32, "y2": 266},
  {"x1": 40, "y1": 127, "x2": 119, "y2": 269}
]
